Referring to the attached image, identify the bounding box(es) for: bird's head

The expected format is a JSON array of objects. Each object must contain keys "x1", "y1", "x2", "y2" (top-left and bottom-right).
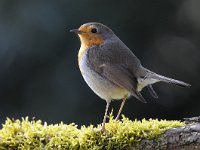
[{"x1": 70, "y1": 22, "x2": 114, "y2": 48}]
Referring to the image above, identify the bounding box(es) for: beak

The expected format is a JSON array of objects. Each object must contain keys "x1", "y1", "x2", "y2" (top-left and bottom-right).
[{"x1": 70, "y1": 29, "x2": 82, "y2": 34}]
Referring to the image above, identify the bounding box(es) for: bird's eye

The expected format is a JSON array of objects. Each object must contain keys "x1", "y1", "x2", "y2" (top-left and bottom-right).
[{"x1": 91, "y1": 28, "x2": 97, "y2": 33}]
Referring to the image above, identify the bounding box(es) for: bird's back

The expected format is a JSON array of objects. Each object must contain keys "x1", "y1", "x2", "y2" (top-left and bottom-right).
[{"x1": 100, "y1": 36, "x2": 143, "y2": 76}]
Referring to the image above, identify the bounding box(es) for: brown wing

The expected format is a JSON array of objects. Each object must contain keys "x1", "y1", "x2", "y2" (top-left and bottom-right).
[{"x1": 87, "y1": 45, "x2": 146, "y2": 103}]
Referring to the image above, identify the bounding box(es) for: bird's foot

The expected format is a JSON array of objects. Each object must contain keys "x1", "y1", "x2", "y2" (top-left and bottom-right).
[{"x1": 96, "y1": 126, "x2": 109, "y2": 137}]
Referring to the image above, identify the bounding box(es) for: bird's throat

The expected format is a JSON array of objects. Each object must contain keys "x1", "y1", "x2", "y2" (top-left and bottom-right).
[{"x1": 78, "y1": 35, "x2": 104, "y2": 64}]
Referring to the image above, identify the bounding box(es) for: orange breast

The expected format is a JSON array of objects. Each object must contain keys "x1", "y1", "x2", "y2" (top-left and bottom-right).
[{"x1": 78, "y1": 33, "x2": 104, "y2": 64}]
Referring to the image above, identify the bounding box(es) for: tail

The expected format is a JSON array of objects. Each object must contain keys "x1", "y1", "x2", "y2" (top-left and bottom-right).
[{"x1": 147, "y1": 71, "x2": 191, "y2": 88}]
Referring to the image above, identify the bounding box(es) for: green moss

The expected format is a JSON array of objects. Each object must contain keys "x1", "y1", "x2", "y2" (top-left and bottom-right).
[{"x1": 0, "y1": 115, "x2": 184, "y2": 150}]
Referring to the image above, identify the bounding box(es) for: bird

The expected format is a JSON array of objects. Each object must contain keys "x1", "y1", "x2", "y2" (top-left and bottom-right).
[{"x1": 70, "y1": 22, "x2": 191, "y2": 133}]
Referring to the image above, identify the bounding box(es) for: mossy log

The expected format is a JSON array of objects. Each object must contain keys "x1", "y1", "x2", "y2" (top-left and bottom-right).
[
  {"x1": 0, "y1": 115, "x2": 199, "y2": 149},
  {"x1": 129, "y1": 117, "x2": 200, "y2": 149}
]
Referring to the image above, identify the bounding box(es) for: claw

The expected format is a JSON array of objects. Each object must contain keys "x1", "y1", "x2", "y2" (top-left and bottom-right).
[{"x1": 96, "y1": 126, "x2": 109, "y2": 137}]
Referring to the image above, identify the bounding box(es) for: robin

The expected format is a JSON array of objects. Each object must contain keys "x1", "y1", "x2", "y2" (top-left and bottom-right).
[{"x1": 70, "y1": 22, "x2": 191, "y2": 132}]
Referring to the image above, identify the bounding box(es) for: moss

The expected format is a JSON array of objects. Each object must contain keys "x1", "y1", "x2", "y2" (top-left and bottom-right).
[{"x1": 0, "y1": 115, "x2": 184, "y2": 150}]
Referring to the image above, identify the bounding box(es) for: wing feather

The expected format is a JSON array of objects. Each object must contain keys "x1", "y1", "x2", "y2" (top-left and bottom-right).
[{"x1": 87, "y1": 45, "x2": 146, "y2": 103}]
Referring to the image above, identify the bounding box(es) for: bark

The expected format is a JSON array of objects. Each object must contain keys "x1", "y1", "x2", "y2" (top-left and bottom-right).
[{"x1": 128, "y1": 117, "x2": 200, "y2": 150}]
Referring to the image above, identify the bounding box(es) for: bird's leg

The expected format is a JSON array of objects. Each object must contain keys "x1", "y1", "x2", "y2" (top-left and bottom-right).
[
  {"x1": 101, "y1": 101, "x2": 110, "y2": 133},
  {"x1": 115, "y1": 96, "x2": 127, "y2": 120}
]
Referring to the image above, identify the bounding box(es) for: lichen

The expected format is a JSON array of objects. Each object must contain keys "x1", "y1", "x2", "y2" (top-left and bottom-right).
[{"x1": 0, "y1": 115, "x2": 184, "y2": 150}]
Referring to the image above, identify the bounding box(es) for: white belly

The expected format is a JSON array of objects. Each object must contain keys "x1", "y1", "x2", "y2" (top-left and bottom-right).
[{"x1": 79, "y1": 53, "x2": 130, "y2": 102}]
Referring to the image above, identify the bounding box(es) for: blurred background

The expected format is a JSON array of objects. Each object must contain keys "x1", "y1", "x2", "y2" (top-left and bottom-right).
[{"x1": 0, "y1": 0, "x2": 199, "y2": 126}]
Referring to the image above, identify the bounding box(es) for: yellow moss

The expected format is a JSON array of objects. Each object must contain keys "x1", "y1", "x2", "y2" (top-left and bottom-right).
[{"x1": 0, "y1": 115, "x2": 184, "y2": 149}]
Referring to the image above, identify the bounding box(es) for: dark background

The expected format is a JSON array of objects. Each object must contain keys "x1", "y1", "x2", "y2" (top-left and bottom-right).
[{"x1": 0, "y1": 0, "x2": 199, "y2": 126}]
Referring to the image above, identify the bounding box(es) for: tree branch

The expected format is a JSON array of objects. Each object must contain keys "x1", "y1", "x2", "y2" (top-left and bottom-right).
[
  {"x1": 129, "y1": 117, "x2": 200, "y2": 150},
  {"x1": 0, "y1": 116, "x2": 200, "y2": 149}
]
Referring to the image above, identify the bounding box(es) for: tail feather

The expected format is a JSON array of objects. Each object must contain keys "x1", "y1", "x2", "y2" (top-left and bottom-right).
[
  {"x1": 147, "y1": 85, "x2": 158, "y2": 98},
  {"x1": 148, "y1": 72, "x2": 191, "y2": 88}
]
